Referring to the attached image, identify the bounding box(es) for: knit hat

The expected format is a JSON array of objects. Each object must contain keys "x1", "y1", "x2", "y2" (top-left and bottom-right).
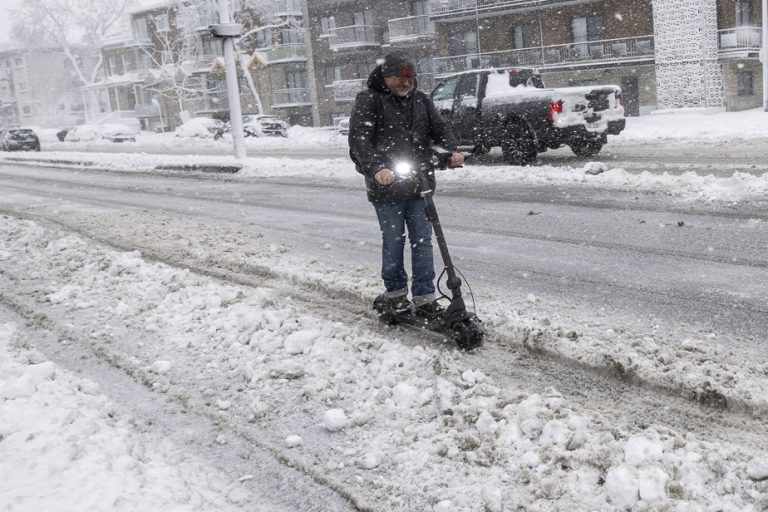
[{"x1": 381, "y1": 53, "x2": 417, "y2": 78}]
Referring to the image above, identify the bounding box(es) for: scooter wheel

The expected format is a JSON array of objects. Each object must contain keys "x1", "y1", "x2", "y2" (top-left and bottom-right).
[
  {"x1": 373, "y1": 294, "x2": 399, "y2": 325},
  {"x1": 452, "y1": 315, "x2": 484, "y2": 350}
]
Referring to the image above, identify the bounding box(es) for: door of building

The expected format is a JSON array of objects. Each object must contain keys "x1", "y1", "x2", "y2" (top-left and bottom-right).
[{"x1": 621, "y1": 76, "x2": 640, "y2": 117}]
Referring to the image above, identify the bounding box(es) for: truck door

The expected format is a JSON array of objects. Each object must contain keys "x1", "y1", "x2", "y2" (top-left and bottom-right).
[
  {"x1": 430, "y1": 75, "x2": 462, "y2": 128},
  {"x1": 452, "y1": 73, "x2": 482, "y2": 145}
]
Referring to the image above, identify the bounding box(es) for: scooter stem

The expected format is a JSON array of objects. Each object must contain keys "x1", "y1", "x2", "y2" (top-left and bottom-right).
[{"x1": 416, "y1": 169, "x2": 465, "y2": 309}]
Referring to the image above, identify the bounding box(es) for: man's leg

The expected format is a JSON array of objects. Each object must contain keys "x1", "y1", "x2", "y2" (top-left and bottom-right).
[
  {"x1": 404, "y1": 199, "x2": 436, "y2": 305},
  {"x1": 373, "y1": 201, "x2": 409, "y2": 301}
]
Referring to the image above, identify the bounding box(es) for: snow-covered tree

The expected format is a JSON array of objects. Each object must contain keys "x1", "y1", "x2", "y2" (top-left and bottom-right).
[{"x1": 10, "y1": 0, "x2": 135, "y2": 88}]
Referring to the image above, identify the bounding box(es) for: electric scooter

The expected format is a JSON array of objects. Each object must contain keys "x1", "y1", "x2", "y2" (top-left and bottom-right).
[{"x1": 373, "y1": 146, "x2": 484, "y2": 350}]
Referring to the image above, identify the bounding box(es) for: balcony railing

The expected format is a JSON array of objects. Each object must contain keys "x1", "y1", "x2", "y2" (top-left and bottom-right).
[
  {"x1": 328, "y1": 25, "x2": 380, "y2": 50},
  {"x1": 134, "y1": 103, "x2": 160, "y2": 118},
  {"x1": 430, "y1": 0, "x2": 576, "y2": 15},
  {"x1": 718, "y1": 27, "x2": 762, "y2": 56},
  {"x1": 260, "y1": 44, "x2": 306, "y2": 62},
  {"x1": 434, "y1": 35, "x2": 655, "y2": 74},
  {"x1": 188, "y1": 54, "x2": 222, "y2": 71},
  {"x1": 333, "y1": 79, "x2": 367, "y2": 101},
  {"x1": 388, "y1": 15, "x2": 436, "y2": 43},
  {"x1": 272, "y1": 88, "x2": 311, "y2": 107},
  {"x1": 274, "y1": 0, "x2": 302, "y2": 16}
]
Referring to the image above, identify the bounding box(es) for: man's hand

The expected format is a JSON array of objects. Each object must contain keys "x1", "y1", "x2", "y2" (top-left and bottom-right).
[
  {"x1": 374, "y1": 168, "x2": 396, "y2": 185},
  {"x1": 448, "y1": 152, "x2": 465, "y2": 168}
]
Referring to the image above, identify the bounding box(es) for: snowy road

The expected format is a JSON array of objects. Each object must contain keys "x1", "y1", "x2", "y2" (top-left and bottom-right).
[
  {"x1": 41, "y1": 136, "x2": 768, "y2": 175},
  {"x1": 2, "y1": 153, "x2": 768, "y2": 510}
]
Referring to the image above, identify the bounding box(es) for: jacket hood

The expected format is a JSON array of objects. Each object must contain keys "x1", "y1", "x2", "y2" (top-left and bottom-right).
[{"x1": 367, "y1": 64, "x2": 419, "y2": 95}]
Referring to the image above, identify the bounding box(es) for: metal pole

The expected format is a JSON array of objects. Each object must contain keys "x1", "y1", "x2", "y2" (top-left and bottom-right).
[
  {"x1": 763, "y1": 0, "x2": 768, "y2": 111},
  {"x1": 217, "y1": 0, "x2": 246, "y2": 159}
]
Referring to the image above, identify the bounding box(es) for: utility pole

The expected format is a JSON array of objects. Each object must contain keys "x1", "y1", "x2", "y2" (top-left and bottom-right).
[{"x1": 211, "y1": 0, "x2": 246, "y2": 159}]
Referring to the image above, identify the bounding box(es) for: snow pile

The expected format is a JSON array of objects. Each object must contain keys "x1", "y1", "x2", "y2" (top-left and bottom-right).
[
  {"x1": 1, "y1": 216, "x2": 767, "y2": 511},
  {"x1": 620, "y1": 107, "x2": 768, "y2": 141},
  {"x1": 0, "y1": 322, "x2": 246, "y2": 512}
]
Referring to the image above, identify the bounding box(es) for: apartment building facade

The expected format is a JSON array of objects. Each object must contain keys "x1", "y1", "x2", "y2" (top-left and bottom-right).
[
  {"x1": 85, "y1": 0, "x2": 272, "y2": 131},
  {"x1": 0, "y1": 47, "x2": 89, "y2": 129},
  {"x1": 303, "y1": 0, "x2": 441, "y2": 126},
  {"x1": 247, "y1": 0, "x2": 313, "y2": 126},
  {"x1": 303, "y1": 0, "x2": 764, "y2": 125}
]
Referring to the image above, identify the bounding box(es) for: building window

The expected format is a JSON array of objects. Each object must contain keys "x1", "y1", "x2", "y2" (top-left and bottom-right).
[
  {"x1": 109, "y1": 54, "x2": 119, "y2": 75},
  {"x1": 154, "y1": 13, "x2": 169, "y2": 32},
  {"x1": 22, "y1": 105, "x2": 31, "y2": 115},
  {"x1": 255, "y1": 29, "x2": 272, "y2": 48},
  {"x1": 571, "y1": 14, "x2": 604, "y2": 43},
  {"x1": 410, "y1": 0, "x2": 428, "y2": 16},
  {"x1": 286, "y1": 70, "x2": 307, "y2": 89},
  {"x1": 280, "y1": 28, "x2": 304, "y2": 45},
  {"x1": 448, "y1": 31, "x2": 478, "y2": 54},
  {"x1": 511, "y1": 24, "x2": 535, "y2": 49},
  {"x1": 134, "y1": 18, "x2": 149, "y2": 41},
  {"x1": 14, "y1": 57, "x2": 23, "y2": 67},
  {"x1": 354, "y1": 62, "x2": 375, "y2": 79},
  {"x1": 323, "y1": 66, "x2": 341, "y2": 85},
  {"x1": 320, "y1": 16, "x2": 335, "y2": 35},
  {"x1": 737, "y1": 70, "x2": 753, "y2": 96},
  {"x1": 736, "y1": 0, "x2": 752, "y2": 26}
]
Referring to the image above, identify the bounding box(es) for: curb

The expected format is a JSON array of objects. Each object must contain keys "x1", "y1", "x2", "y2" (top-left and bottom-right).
[{"x1": 0, "y1": 157, "x2": 242, "y2": 174}]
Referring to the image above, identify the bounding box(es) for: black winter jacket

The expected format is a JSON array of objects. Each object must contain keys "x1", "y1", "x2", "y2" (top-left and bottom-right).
[{"x1": 348, "y1": 65, "x2": 458, "y2": 203}]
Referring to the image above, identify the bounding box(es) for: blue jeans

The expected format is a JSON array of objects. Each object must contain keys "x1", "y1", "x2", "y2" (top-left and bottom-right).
[{"x1": 373, "y1": 199, "x2": 435, "y2": 299}]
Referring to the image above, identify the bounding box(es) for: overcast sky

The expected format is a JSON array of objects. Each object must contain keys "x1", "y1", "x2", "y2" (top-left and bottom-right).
[{"x1": 0, "y1": 0, "x2": 23, "y2": 45}]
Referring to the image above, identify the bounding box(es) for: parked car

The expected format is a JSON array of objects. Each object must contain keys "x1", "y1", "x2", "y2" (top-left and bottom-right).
[
  {"x1": 0, "y1": 128, "x2": 41, "y2": 151},
  {"x1": 214, "y1": 115, "x2": 289, "y2": 139},
  {"x1": 243, "y1": 114, "x2": 288, "y2": 137},
  {"x1": 66, "y1": 123, "x2": 138, "y2": 143},
  {"x1": 336, "y1": 117, "x2": 350, "y2": 135},
  {"x1": 175, "y1": 117, "x2": 225, "y2": 138}
]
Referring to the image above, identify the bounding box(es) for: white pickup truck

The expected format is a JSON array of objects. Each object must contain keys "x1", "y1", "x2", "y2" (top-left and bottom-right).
[{"x1": 430, "y1": 67, "x2": 626, "y2": 165}]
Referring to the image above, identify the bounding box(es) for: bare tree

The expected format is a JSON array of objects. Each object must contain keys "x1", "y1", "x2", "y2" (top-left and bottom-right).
[
  {"x1": 138, "y1": 2, "x2": 225, "y2": 119},
  {"x1": 11, "y1": 0, "x2": 135, "y2": 88}
]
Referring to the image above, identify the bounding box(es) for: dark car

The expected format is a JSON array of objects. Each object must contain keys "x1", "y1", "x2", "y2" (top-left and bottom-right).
[{"x1": 1, "y1": 128, "x2": 41, "y2": 151}]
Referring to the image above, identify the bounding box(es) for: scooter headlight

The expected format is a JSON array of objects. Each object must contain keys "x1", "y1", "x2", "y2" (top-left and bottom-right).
[{"x1": 394, "y1": 162, "x2": 412, "y2": 177}]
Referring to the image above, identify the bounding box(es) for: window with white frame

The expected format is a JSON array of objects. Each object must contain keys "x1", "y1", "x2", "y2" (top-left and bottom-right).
[
  {"x1": 109, "y1": 54, "x2": 119, "y2": 75},
  {"x1": 320, "y1": 15, "x2": 336, "y2": 35},
  {"x1": 134, "y1": 18, "x2": 149, "y2": 41}
]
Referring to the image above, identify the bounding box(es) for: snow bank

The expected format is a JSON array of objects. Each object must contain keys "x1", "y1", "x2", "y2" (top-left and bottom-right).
[{"x1": 1, "y1": 216, "x2": 766, "y2": 511}]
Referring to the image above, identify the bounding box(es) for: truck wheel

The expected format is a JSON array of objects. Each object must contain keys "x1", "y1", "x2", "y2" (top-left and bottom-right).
[
  {"x1": 501, "y1": 123, "x2": 536, "y2": 166},
  {"x1": 570, "y1": 139, "x2": 604, "y2": 158}
]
